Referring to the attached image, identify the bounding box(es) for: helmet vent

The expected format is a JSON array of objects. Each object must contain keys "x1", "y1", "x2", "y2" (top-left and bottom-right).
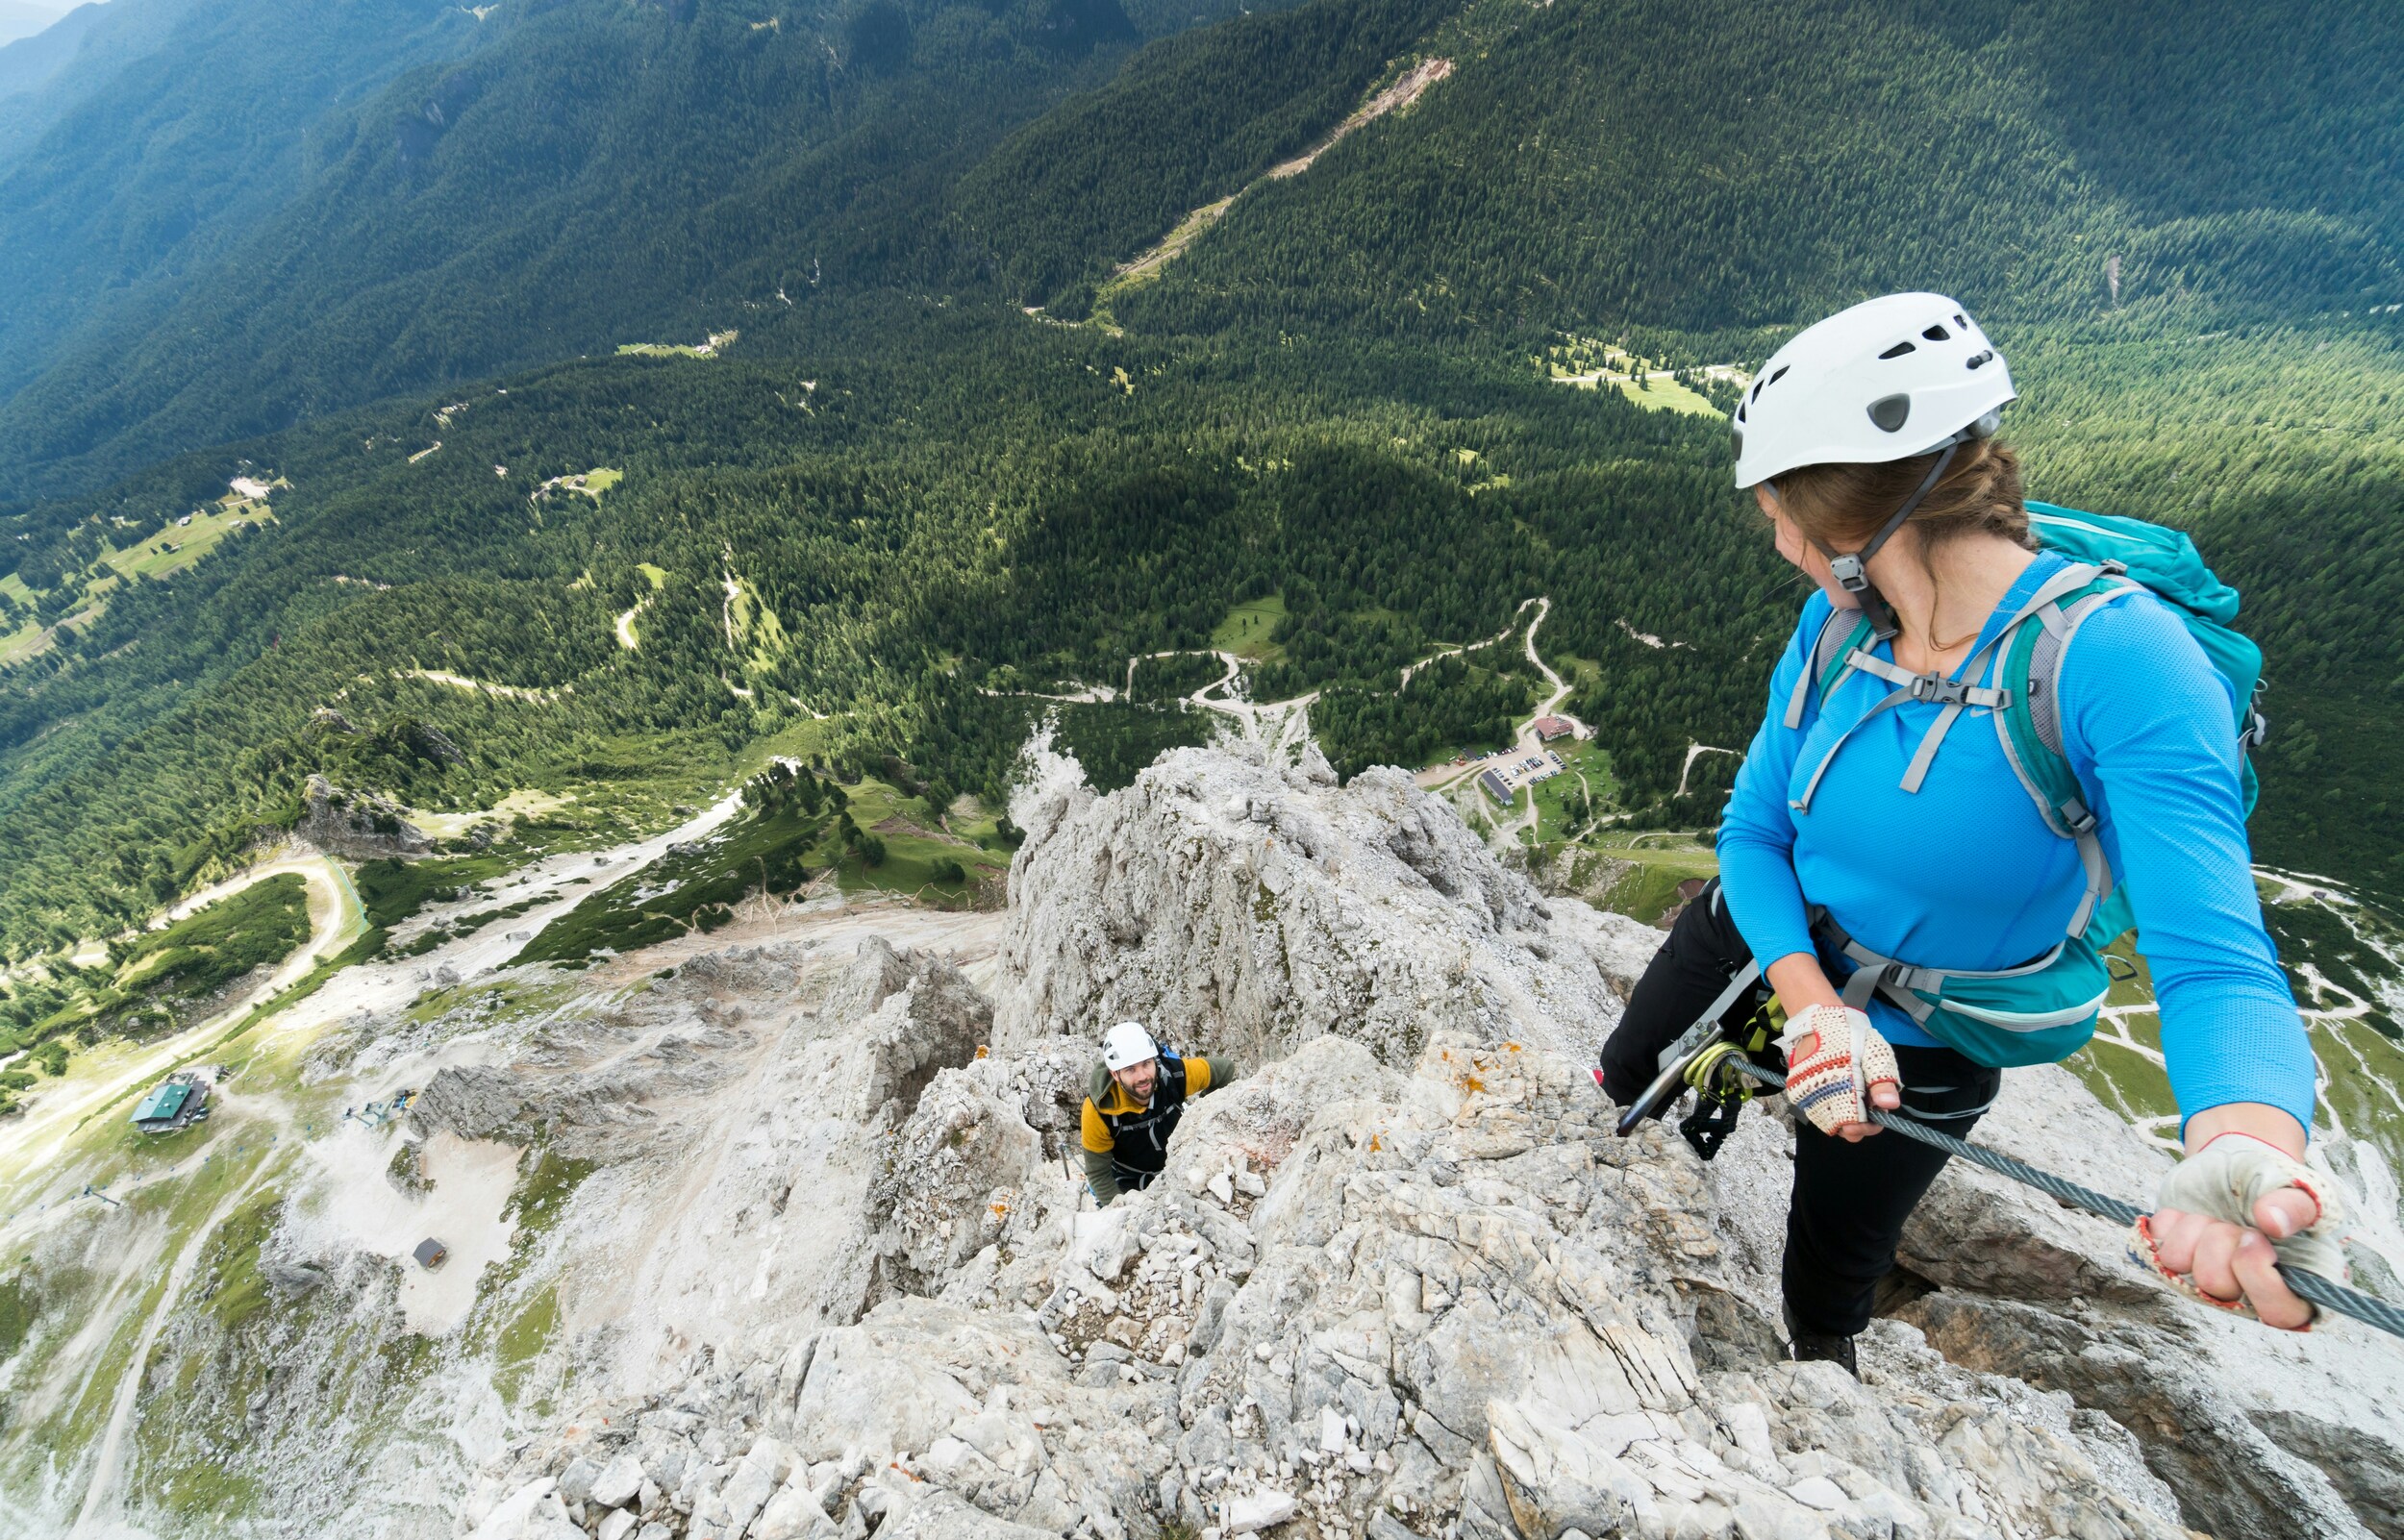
[
  {"x1": 1954, "y1": 312, "x2": 1967, "y2": 329},
  {"x1": 1768, "y1": 365, "x2": 1790, "y2": 385},
  {"x1": 1921, "y1": 324, "x2": 1951, "y2": 341},
  {"x1": 1866, "y1": 393, "x2": 1912, "y2": 433},
  {"x1": 1878, "y1": 340, "x2": 1916, "y2": 360}
]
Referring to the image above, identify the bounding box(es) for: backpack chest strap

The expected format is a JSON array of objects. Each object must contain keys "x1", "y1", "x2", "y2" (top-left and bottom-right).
[{"x1": 1790, "y1": 563, "x2": 2112, "y2": 815}]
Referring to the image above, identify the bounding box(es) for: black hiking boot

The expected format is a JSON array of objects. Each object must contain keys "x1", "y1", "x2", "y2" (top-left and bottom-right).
[{"x1": 1782, "y1": 1303, "x2": 1858, "y2": 1378}]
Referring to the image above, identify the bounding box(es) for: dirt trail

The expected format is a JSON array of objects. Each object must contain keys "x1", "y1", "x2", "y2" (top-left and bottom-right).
[
  {"x1": 1106, "y1": 58, "x2": 1453, "y2": 291},
  {"x1": 1397, "y1": 596, "x2": 1536, "y2": 690},
  {"x1": 1412, "y1": 596, "x2": 1588, "y2": 800},
  {"x1": 0, "y1": 856, "x2": 358, "y2": 1201},
  {"x1": 1185, "y1": 650, "x2": 1318, "y2": 753},
  {"x1": 67, "y1": 1156, "x2": 278, "y2": 1538},
  {"x1": 1674, "y1": 741, "x2": 1741, "y2": 797}
]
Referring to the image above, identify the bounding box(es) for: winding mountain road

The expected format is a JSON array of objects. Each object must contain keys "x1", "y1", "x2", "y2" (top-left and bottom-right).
[{"x1": 0, "y1": 854, "x2": 360, "y2": 1205}]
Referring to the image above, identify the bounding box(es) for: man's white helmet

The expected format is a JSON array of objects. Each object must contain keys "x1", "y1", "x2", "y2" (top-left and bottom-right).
[
  {"x1": 1102, "y1": 1021, "x2": 1159, "y2": 1071},
  {"x1": 1732, "y1": 293, "x2": 2016, "y2": 489}
]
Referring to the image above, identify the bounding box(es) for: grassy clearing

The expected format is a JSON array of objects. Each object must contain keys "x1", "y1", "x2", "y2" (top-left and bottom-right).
[
  {"x1": 1543, "y1": 335, "x2": 1727, "y2": 418},
  {"x1": 1211, "y1": 593, "x2": 1287, "y2": 662},
  {"x1": 1576, "y1": 831, "x2": 1719, "y2": 925},
  {"x1": 636, "y1": 562, "x2": 668, "y2": 588},
  {"x1": 107, "y1": 500, "x2": 276, "y2": 583},
  {"x1": 828, "y1": 776, "x2": 1012, "y2": 906},
  {"x1": 1525, "y1": 738, "x2": 1614, "y2": 841},
  {"x1": 734, "y1": 716, "x2": 835, "y2": 781},
  {"x1": 0, "y1": 498, "x2": 277, "y2": 663},
  {"x1": 1601, "y1": 376, "x2": 1721, "y2": 417},
  {"x1": 519, "y1": 776, "x2": 839, "y2": 965}
]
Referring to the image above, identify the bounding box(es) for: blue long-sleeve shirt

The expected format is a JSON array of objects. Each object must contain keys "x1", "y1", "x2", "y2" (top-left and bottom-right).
[{"x1": 1717, "y1": 551, "x2": 2316, "y2": 1131}]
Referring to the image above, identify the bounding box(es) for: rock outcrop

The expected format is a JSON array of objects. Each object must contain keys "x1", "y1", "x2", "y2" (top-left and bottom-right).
[
  {"x1": 445, "y1": 748, "x2": 2404, "y2": 1540},
  {"x1": 295, "y1": 773, "x2": 434, "y2": 857},
  {"x1": 468, "y1": 1034, "x2": 2200, "y2": 1540},
  {"x1": 1696, "y1": 1064, "x2": 2404, "y2": 1540},
  {"x1": 997, "y1": 744, "x2": 1661, "y2": 1065}
]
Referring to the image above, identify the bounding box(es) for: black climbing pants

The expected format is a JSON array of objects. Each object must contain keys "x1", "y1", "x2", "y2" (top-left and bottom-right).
[{"x1": 1599, "y1": 880, "x2": 2003, "y2": 1339}]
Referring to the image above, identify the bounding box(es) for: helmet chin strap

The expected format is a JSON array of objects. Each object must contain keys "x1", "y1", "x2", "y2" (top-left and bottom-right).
[{"x1": 1814, "y1": 436, "x2": 1963, "y2": 642}]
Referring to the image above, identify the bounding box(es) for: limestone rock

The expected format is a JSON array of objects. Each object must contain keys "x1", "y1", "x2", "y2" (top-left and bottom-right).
[
  {"x1": 997, "y1": 745, "x2": 1654, "y2": 1066},
  {"x1": 433, "y1": 748, "x2": 2404, "y2": 1540},
  {"x1": 1221, "y1": 1489, "x2": 1297, "y2": 1532},
  {"x1": 589, "y1": 1453, "x2": 644, "y2": 1510},
  {"x1": 840, "y1": 939, "x2": 993, "y2": 1121},
  {"x1": 294, "y1": 773, "x2": 432, "y2": 857},
  {"x1": 1893, "y1": 1063, "x2": 2404, "y2": 1540},
  {"x1": 886, "y1": 1489, "x2": 1058, "y2": 1539}
]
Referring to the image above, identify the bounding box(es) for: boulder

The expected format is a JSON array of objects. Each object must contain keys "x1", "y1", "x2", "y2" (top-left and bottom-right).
[
  {"x1": 588, "y1": 1452, "x2": 645, "y2": 1510},
  {"x1": 294, "y1": 774, "x2": 432, "y2": 857},
  {"x1": 996, "y1": 745, "x2": 1654, "y2": 1066}
]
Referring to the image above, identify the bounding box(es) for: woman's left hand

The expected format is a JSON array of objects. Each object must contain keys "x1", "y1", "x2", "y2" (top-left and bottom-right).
[{"x1": 2138, "y1": 1116, "x2": 2347, "y2": 1330}]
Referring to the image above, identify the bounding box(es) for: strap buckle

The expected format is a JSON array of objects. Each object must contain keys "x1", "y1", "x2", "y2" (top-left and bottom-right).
[
  {"x1": 1904, "y1": 672, "x2": 2000, "y2": 710},
  {"x1": 1828, "y1": 553, "x2": 1870, "y2": 593}
]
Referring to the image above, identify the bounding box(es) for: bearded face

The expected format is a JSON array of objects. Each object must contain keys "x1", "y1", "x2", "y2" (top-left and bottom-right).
[{"x1": 1113, "y1": 1057, "x2": 1159, "y2": 1102}]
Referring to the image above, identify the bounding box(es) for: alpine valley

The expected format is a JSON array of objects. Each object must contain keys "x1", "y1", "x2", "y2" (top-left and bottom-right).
[{"x1": 1, "y1": 0, "x2": 2402, "y2": 1536}]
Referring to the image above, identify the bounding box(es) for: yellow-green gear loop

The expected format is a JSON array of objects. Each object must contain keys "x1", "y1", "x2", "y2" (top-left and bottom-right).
[{"x1": 1682, "y1": 1040, "x2": 1757, "y2": 1102}]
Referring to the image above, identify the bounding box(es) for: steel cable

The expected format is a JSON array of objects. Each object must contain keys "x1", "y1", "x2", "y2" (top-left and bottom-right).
[{"x1": 1715, "y1": 1056, "x2": 2404, "y2": 1341}]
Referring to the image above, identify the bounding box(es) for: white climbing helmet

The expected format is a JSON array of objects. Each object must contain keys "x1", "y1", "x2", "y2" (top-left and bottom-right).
[
  {"x1": 1731, "y1": 293, "x2": 2016, "y2": 489},
  {"x1": 1102, "y1": 1021, "x2": 1159, "y2": 1071}
]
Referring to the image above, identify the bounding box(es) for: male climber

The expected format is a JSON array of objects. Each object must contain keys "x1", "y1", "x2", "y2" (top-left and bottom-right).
[{"x1": 1079, "y1": 1021, "x2": 1237, "y2": 1205}]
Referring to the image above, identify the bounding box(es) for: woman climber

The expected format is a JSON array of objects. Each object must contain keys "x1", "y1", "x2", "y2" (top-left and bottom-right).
[{"x1": 1598, "y1": 292, "x2": 2346, "y2": 1372}]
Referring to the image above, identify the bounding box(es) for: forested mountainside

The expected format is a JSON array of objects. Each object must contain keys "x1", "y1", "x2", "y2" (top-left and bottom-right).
[
  {"x1": 0, "y1": 0, "x2": 484, "y2": 398},
  {"x1": 0, "y1": 0, "x2": 2396, "y2": 497},
  {"x1": 0, "y1": 0, "x2": 1154, "y2": 499},
  {"x1": 0, "y1": 0, "x2": 2399, "y2": 959}
]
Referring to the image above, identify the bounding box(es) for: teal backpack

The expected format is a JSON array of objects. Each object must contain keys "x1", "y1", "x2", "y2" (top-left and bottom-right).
[{"x1": 1783, "y1": 501, "x2": 2267, "y2": 1067}]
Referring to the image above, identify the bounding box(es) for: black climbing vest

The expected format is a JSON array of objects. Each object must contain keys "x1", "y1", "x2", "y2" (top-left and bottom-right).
[{"x1": 1094, "y1": 1052, "x2": 1193, "y2": 1182}]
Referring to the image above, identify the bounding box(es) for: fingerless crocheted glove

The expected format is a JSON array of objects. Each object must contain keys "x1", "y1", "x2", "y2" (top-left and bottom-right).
[
  {"x1": 1777, "y1": 1004, "x2": 1899, "y2": 1136},
  {"x1": 2133, "y1": 1131, "x2": 2349, "y2": 1327}
]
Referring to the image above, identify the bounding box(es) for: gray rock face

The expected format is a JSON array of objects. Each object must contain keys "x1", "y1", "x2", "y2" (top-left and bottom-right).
[
  {"x1": 1692, "y1": 1059, "x2": 2404, "y2": 1540},
  {"x1": 996, "y1": 744, "x2": 1658, "y2": 1066},
  {"x1": 1886, "y1": 1063, "x2": 2404, "y2": 1540},
  {"x1": 842, "y1": 937, "x2": 993, "y2": 1120},
  {"x1": 446, "y1": 749, "x2": 2403, "y2": 1540},
  {"x1": 294, "y1": 773, "x2": 433, "y2": 857}
]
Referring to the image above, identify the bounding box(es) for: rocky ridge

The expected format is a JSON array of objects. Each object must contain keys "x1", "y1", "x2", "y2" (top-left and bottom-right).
[
  {"x1": 296, "y1": 773, "x2": 435, "y2": 858},
  {"x1": 422, "y1": 746, "x2": 2403, "y2": 1540}
]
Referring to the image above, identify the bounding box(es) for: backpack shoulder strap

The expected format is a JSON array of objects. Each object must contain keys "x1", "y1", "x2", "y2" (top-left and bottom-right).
[
  {"x1": 1994, "y1": 572, "x2": 2141, "y2": 938},
  {"x1": 1783, "y1": 608, "x2": 1876, "y2": 731}
]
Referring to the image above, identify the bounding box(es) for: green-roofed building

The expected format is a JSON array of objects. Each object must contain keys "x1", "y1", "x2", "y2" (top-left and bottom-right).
[{"x1": 130, "y1": 1075, "x2": 209, "y2": 1133}]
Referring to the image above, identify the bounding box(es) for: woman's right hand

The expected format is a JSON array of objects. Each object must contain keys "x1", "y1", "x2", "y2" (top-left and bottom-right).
[{"x1": 1764, "y1": 960, "x2": 1902, "y2": 1141}]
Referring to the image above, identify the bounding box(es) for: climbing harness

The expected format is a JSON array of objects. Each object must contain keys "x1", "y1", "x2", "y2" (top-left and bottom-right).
[
  {"x1": 1698, "y1": 1054, "x2": 2404, "y2": 1342},
  {"x1": 1609, "y1": 952, "x2": 1776, "y2": 1141},
  {"x1": 1674, "y1": 1027, "x2": 1775, "y2": 1160}
]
